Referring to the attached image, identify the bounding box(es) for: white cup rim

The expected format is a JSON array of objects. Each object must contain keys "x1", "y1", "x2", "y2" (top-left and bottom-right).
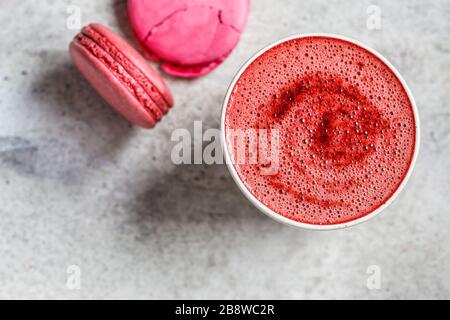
[{"x1": 220, "y1": 33, "x2": 421, "y2": 231}]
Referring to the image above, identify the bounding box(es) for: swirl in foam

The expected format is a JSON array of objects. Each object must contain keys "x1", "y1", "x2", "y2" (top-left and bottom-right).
[{"x1": 225, "y1": 36, "x2": 416, "y2": 225}]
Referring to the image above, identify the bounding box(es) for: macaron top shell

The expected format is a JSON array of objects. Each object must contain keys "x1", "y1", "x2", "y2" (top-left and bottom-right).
[
  {"x1": 128, "y1": 0, "x2": 251, "y2": 78},
  {"x1": 69, "y1": 23, "x2": 173, "y2": 128},
  {"x1": 91, "y1": 24, "x2": 174, "y2": 108}
]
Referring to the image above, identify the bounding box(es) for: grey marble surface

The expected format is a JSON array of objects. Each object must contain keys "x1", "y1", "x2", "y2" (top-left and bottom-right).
[{"x1": 0, "y1": 0, "x2": 449, "y2": 299}]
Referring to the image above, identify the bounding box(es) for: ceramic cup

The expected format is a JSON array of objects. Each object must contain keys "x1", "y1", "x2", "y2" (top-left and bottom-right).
[{"x1": 220, "y1": 34, "x2": 421, "y2": 230}]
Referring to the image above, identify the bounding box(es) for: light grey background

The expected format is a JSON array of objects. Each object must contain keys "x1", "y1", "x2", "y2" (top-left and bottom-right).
[{"x1": 0, "y1": 0, "x2": 449, "y2": 299}]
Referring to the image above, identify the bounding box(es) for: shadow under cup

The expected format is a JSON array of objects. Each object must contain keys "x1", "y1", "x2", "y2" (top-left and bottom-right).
[{"x1": 220, "y1": 34, "x2": 420, "y2": 231}]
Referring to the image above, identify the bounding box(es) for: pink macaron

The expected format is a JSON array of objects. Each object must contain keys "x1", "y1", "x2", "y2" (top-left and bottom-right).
[
  {"x1": 69, "y1": 23, "x2": 174, "y2": 128},
  {"x1": 128, "y1": 0, "x2": 251, "y2": 78}
]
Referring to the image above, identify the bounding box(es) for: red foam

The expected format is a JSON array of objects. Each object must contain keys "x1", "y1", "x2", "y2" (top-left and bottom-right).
[{"x1": 225, "y1": 36, "x2": 416, "y2": 225}]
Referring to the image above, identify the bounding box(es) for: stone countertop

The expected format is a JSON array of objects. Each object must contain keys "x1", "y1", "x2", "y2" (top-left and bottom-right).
[{"x1": 0, "y1": 0, "x2": 449, "y2": 299}]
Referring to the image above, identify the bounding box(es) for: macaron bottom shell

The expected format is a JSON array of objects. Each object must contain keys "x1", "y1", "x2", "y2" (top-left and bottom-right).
[{"x1": 158, "y1": 54, "x2": 231, "y2": 78}]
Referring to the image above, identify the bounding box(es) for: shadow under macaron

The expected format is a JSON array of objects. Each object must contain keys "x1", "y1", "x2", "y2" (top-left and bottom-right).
[
  {"x1": 29, "y1": 50, "x2": 136, "y2": 183},
  {"x1": 112, "y1": 0, "x2": 135, "y2": 42}
]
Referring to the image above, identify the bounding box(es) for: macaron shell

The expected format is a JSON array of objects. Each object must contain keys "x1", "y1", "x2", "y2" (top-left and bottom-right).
[
  {"x1": 89, "y1": 24, "x2": 174, "y2": 109},
  {"x1": 143, "y1": 6, "x2": 238, "y2": 65},
  {"x1": 161, "y1": 58, "x2": 224, "y2": 78},
  {"x1": 69, "y1": 40, "x2": 157, "y2": 128},
  {"x1": 128, "y1": 0, "x2": 250, "y2": 78},
  {"x1": 209, "y1": 0, "x2": 250, "y2": 31}
]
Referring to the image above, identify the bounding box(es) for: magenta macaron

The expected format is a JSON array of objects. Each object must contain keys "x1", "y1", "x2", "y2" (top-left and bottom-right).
[
  {"x1": 69, "y1": 23, "x2": 174, "y2": 128},
  {"x1": 128, "y1": 0, "x2": 251, "y2": 78}
]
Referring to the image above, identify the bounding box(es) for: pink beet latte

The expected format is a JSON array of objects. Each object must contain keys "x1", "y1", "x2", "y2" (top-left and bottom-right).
[{"x1": 224, "y1": 36, "x2": 417, "y2": 226}]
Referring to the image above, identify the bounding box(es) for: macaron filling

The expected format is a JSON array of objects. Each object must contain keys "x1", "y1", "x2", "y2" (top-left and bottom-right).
[
  {"x1": 75, "y1": 29, "x2": 164, "y2": 121},
  {"x1": 82, "y1": 25, "x2": 172, "y2": 114}
]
